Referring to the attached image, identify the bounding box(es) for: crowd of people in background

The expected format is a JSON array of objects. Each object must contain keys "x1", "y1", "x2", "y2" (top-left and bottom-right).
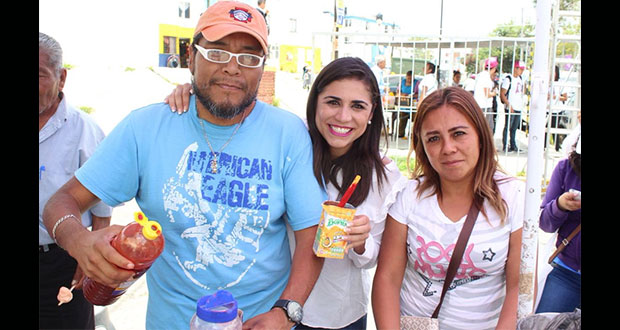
[{"x1": 371, "y1": 53, "x2": 575, "y2": 156}]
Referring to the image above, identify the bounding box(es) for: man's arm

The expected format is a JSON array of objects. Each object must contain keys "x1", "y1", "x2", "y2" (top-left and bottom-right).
[
  {"x1": 70, "y1": 213, "x2": 112, "y2": 287},
  {"x1": 418, "y1": 85, "x2": 428, "y2": 103},
  {"x1": 43, "y1": 177, "x2": 135, "y2": 287},
  {"x1": 91, "y1": 214, "x2": 111, "y2": 231},
  {"x1": 243, "y1": 225, "x2": 324, "y2": 330},
  {"x1": 281, "y1": 225, "x2": 324, "y2": 303}
]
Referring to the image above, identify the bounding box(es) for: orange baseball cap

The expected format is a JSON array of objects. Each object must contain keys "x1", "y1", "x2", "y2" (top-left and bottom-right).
[{"x1": 194, "y1": 1, "x2": 269, "y2": 55}]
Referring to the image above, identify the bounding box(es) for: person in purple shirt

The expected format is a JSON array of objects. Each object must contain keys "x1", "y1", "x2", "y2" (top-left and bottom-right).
[{"x1": 536, "y1": 134, "x2": 581, "y2": 313}]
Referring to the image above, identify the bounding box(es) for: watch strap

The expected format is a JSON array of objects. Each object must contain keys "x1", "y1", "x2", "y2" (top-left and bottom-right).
[
  {"x1": 271, "y1": 299, "x2": 301, "y2": 324},
  {"x1": 272, "y1": 299, "x2": 288, "y2": 309}
]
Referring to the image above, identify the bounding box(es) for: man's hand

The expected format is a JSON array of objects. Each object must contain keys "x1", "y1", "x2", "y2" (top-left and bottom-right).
[
  {"x1": 71, "y1": 265, "x2": 86, "y2": 289},
  {"x1": 65, "y1": 225, "x2": 136, "y2": 287},
  {"x1": 44, "y1": 177, "x2": 136, "y2": 288},
  {"x1": 242, "y1": 308, "x2": 294, "y2": 330}
]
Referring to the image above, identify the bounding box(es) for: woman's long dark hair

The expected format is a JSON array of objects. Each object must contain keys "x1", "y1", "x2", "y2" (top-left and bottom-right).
[{"x1": 306, "y1": 57, "x2": 388, "y2": 206}]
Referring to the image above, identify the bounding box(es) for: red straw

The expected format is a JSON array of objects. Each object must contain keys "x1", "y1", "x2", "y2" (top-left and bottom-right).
[{"x1": 338, "y1": 175, "x2": 361, "y2": 207}]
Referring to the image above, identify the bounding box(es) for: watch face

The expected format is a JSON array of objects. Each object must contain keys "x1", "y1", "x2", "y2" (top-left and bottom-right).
[{"x1": 287, "y1": 301, "x2": 303, "y2": 323}]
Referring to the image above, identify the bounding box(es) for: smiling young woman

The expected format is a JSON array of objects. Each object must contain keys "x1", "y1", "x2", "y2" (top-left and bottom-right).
[
  {"x1": 296, "y1": 57, "x2": 408, "y2": 330},
  {"x1": 306, "y1": 57, "x2": 388, "y2": 207},
  {"x1": 314, "y1": 78, "x2": 374, "y2": 159}
]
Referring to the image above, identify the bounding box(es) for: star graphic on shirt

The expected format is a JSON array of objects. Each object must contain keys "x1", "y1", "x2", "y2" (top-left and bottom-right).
[{"x1": 482, "y1": 248, "x2": 496, "y2": 262}]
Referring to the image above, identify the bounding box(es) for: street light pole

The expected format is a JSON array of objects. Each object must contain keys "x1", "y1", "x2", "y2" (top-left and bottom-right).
[
  {"x1": 437, "y1": 0, "x2": 444, "y2": 86},
  {"x1": 333, "y1": 0, "x2": 339, "y2": 60}
]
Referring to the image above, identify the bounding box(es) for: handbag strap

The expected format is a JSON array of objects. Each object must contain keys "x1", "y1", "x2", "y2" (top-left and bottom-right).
[
  {"x1": 431, "y1": 202, "x2": 479, "y2": 319},
  {"x1": 547, "y1": 224, "x2": 581, "y2": 264}
]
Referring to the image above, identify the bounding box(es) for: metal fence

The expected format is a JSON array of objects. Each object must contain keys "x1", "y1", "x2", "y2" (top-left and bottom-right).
[{"x1": 311, "y1": 32, "x2": 581, "y2": 181}]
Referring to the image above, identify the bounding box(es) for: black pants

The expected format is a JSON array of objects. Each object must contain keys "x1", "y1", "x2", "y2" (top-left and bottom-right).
[
  {"x1": 544, "y1": 113, "x2": 566, "y2": 151},
  {"x1": 39, "y1": 244, "x2": 94, "y2": 330},
  {"x1": 391, "y1": 111, "x2": 416, "y2": 138}
]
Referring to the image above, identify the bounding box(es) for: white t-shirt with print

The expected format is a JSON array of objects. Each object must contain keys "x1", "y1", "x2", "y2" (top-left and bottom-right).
[
  {"x1": 473, "y1": 70, "x2": 494, "y2": 109},
  {"x1": 419, "y1": 73, "x2": 438, "y2": 98},
  {"x1": 501, "y1": 75, "x2": 525, "y2": 111},
  {"x1": 388, "y1": 172, "x2": 524, "y2": 330}
]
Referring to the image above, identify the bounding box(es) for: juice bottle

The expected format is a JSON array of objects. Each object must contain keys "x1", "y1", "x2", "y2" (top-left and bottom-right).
[{"x1": 83, "y1": 211, "x2": 165, "y2": 306}]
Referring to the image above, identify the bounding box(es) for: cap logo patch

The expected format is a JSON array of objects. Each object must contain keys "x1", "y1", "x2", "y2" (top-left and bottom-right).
[{"x1": 229, "y1": 7, "x2": 252, "y2": 23}]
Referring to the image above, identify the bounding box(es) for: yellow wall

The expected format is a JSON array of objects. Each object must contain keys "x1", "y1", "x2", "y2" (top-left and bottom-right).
[
  {"x1": 158, "y1": 24, "x2": 194, "y2": 54},
  {"x1": 279, "y1": 45, "x2": 321, "y2": 74}
]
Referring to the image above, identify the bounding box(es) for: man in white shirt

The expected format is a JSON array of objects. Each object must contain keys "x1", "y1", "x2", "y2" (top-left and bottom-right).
[
  {"x1": 371, "y1": 55, "x2": 387, "y2": 96},
  {"x1": 256, "y1": 0, "x2": 270, "y2": 34},
  {"x1": 417, "y1": 62, "x2": 438, "y2": 102},
  {"x1": 500, "y1": 60, "x2": 526, "y2": 152},
  {"x1": 473, "y1": 57, "x2": 498, "y2": 133},
  {"x1": 39, "y1": 32, "x2": 113, "y2": 329}
]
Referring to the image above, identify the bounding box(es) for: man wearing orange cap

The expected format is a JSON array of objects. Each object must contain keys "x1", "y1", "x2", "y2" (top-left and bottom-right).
[{"x1": 42, "y1": 1, "x2": 326, "y2": 329}]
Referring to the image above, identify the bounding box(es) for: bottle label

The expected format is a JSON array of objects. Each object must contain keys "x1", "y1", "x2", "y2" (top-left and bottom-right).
[
  {"x1": 112, "y1": 279, "x2": 136, "y2": 295},
  {"x1": 112, "y1": 268, "x2": 148, "y2": 295}
]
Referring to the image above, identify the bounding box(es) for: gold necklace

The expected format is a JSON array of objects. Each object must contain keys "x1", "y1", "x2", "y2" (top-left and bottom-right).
[{"x1": 199, "y1": 111, "x2": 247, "y2": 174}]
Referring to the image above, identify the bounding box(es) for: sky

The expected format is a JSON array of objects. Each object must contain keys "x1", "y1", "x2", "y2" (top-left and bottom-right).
[
  {"x1": 230, "y1": 0, "x2": 538, "y2": 37},
  {"x1": 329, "y1": 0, "x2": 538, "y2": 37},
  {"x1": 40, "y1": 0, "x2": 541, "y2": 68}
]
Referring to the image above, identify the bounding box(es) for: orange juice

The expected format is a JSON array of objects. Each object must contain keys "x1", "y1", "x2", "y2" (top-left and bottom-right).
[{"x1": 313, "y1": 201, "x2": 356, "y2": 259}]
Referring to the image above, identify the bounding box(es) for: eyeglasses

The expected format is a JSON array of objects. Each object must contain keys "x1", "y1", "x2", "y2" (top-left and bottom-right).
[{"x1": 194, "y1": 45, "x2": 265, "y2": 68}]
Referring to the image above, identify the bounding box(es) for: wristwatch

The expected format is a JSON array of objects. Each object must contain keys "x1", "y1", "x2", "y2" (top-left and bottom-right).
[{"x1": 271, "y1": 299, "x2": 303, "y2": 325}]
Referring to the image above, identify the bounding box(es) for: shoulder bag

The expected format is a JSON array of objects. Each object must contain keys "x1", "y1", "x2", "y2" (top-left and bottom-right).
[{"x1": 547, "y1": 224, "x2": 581, "y2": 264}]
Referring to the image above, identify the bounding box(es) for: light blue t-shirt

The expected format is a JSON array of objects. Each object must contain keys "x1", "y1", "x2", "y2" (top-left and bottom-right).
[{"x1": 75, "y1": 96, "x2": 326, "y2": 329}]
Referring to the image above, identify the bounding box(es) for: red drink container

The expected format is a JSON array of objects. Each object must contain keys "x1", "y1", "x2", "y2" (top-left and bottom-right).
[{"x1": 83, "y1": 212, "x2": 165, "y2": 306}]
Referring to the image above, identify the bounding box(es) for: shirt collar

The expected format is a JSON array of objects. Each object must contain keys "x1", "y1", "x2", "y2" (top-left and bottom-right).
[{"x1": 39, "y1": 94, "x2": 68, "y2": 143}]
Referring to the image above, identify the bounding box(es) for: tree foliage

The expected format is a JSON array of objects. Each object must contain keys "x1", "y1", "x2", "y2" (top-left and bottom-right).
[{"x1": 463, "y1": 0, "x2": 580, "y2": 74}]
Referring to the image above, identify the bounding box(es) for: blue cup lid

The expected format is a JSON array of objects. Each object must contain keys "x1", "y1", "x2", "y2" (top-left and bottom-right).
[{"x1": 196, "y1": 290, "x2": 238, "y2": 323}]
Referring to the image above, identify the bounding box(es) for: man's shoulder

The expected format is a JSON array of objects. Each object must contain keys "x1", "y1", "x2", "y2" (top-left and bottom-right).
[
  {"x1": 64, "y1": 102, "x2": 105, "y2": 134},
  {"x1": 120, "y1": 102, "x2": 174, "y2": 126},
  {"x1": 256, "y1": 101, "x2": 306, "y2": 127},
  {"x1": 130, "y1": 102, "x2": 171, "y2": 116}
]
